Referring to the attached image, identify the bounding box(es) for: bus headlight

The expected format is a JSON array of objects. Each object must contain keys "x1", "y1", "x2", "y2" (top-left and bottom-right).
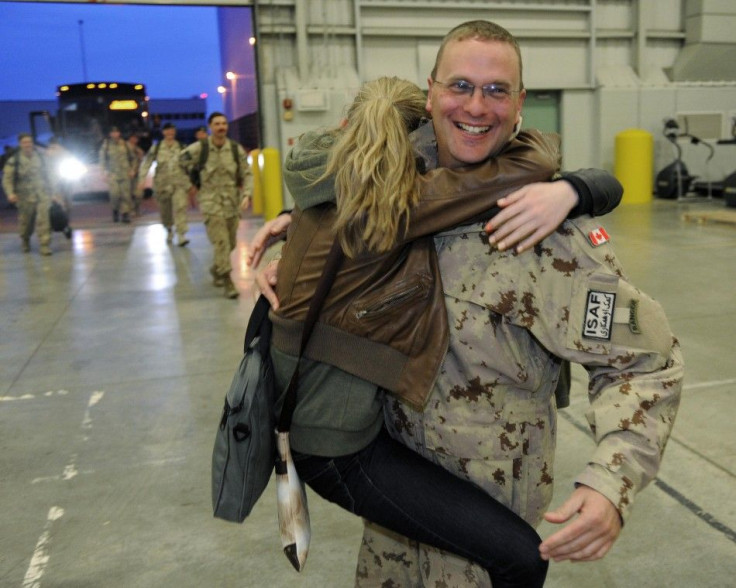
[{"x1": 58, "y1": 157, "x2": 87, "y2": 181}]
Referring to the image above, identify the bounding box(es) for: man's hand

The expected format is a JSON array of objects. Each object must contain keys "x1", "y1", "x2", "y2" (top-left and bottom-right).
[
  {"x1": 246, "y1": 213, "x2": 292, "y2": 268},
  {"x1": 8, "y1": 193, "x2": 18, "y2": 204},
  {"x1": 539, "y1": 485, "x2": 622, "y2": 563},
  {"x1": 256, "y1": 259, "x2": 280, "y2": 309},
  {"x1": 484, "y1": 180, "x2": 579, "y2": 253}
]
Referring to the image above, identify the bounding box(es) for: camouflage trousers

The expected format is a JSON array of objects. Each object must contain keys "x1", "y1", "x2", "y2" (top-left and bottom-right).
[
  {"x1": 17, "y1": 198, "x2": 51, "y2": 246},
  {"x1": 355, "y1": 393, "x2": 556, "y2": 587},
  {"x1": 108, "y1": 176, "x2": 132, "y2": 215},
  {"x1": 357, "y1": 521, "x2": 493, "y2": 588},
  {"x1": 156, "y1": 187, "x2": 188, "y2": 238},
  {"x1": 204, "y1": 214, "x2": 239, "y2": 277}
]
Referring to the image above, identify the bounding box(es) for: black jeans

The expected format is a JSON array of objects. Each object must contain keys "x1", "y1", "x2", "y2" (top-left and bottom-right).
[{"x1": 293, "y1": 428, "x2": 548, "y2": 588}]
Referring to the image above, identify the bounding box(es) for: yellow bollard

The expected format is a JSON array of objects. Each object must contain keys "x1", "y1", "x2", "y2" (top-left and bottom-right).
[
  {"x1": 248, "y1": 149, "x2": 263, "y2": 215},
  {"x1": 259, "y1": 148, "x2": 284, "y2": 221},
  {"x1": 614, "y1": 129, "x2": 653, "y2": 204}
]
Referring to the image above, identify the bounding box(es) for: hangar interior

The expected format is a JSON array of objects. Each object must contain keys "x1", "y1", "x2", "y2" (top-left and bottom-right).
[{"x1": 239, "y1": 0, "x2": 736, "y2": 205}]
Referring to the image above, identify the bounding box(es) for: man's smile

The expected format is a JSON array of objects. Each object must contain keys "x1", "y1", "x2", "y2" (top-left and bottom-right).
[{"x1": 456, "y1": 122, "x2": 490, "y2": 135}]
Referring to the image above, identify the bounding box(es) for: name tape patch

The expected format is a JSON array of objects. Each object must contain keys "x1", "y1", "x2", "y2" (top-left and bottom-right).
[
  {"x1": 583, "y1": 290, "x2": 615, "y2": 340},
  {"x1": 629, "y1": 299, "x2": 641, "y2": 334}
]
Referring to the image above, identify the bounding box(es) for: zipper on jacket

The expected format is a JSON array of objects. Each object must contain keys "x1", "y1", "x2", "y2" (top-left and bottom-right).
[{"x1": 354, "y1": 284, "x2": 425, "y2": 319}]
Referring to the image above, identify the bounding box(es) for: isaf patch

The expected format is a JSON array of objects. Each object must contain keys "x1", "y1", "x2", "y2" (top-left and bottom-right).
[{"x1": 583, "y1": 290, "x2": 615, "y2": 340}]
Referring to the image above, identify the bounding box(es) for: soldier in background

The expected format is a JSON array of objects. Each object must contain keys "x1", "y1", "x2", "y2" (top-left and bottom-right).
[
  {"x1": 137, "y1": 123, "x2": 190, "y2": 246},
  {"x1": 179, "y1": 112, "x2": 252, "y2": 299},
  {"x1": 99, "y1": 126, "x2": 136, "y2": 223},
  {"x1": 127, "y1": 133, "x2": 145, "y2": 216},
  {"x1": 193, "y1": 125, "x2": 208, "y2": 142},
  {"x1": 2, "y1": 133, "x2": 53, "y2": 255}
]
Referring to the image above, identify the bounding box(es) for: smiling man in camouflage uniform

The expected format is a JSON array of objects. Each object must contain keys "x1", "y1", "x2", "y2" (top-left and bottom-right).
[
  {"x1": 355, "y1": 20, "x2": 684, "y2": 587},
  {"x1": 2, "y1": 133, "x2": 54, "y2": 255},
  {"x1": 179, "y1": 112, "x2": 252, "y2": 299}
]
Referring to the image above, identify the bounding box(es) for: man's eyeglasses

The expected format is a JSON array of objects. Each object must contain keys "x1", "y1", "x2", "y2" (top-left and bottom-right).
[{"x1": 432, "y1": 79, "x2": 521, "y2": 102}]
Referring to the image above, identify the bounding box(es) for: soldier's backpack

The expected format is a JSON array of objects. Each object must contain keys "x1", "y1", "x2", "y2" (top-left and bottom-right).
[
  {"x1": 151, "y1": 140, "x2": 182, "y2": 162},
  {"x1": 102, "y1": 139, "x2": 134, "y2": 170},
  {"x1": 190, "y1": 139, "x2": 243, "y2": 189},
  {"x1": 12, "y1": 146, "x2": 50, "y2": 192}
]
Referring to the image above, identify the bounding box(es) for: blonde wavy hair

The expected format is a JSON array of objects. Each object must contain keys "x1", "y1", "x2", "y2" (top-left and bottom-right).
[{"x1": 323, "y1": 77, "x2": 427, "y2": 257}]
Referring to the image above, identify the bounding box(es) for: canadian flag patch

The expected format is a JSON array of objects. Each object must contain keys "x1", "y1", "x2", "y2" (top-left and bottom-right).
[{"x1": 588, "y1": 227, "x2": 610, "y2": 247}]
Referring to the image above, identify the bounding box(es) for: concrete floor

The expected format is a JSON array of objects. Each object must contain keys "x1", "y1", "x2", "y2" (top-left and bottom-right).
[{"x1": 1, "y1": 197, "x2": 735, "y2": 587}]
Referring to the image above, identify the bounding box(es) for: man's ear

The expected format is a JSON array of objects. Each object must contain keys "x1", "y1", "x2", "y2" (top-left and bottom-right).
[
  {"x1": 510, "y1": 116, "x2": 523, "y2": 140},
  {"x1": 425, "y1": 77, "x2": 434, "y2": 115}
]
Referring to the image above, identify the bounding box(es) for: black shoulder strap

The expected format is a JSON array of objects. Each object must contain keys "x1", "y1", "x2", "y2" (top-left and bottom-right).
[
  {"x1": 197, "y1": 139, "x2": 209, "y2": 169},
  {"x1": 229, "y1": 140, "x2": 242, "y2": 187},
  {"x1": 244, "y1": 294, "x2": 272, "y2": 353},
  {"x1": 277, "y1": 239, "x2": 344, "y2": 433}
]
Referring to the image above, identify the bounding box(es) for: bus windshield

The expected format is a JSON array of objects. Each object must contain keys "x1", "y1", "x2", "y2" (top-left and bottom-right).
[{"x1": 56, "y1": 82, "x2": 150, "y2": 162}]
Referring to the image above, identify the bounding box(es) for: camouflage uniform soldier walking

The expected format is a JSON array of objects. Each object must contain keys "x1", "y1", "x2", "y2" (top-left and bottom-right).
[
  {"x1": 99, "y1": 126, "x2": 136, "y2": 223},
  {"x1": 137, "y1": 123, "x2": 191, "y2": 246},
  {"x1": 179, "y1": 112, "x2": 252, "y2": 299},
  {"x1": 2, "y1": 133, "x2": 54, "y2": 255}
]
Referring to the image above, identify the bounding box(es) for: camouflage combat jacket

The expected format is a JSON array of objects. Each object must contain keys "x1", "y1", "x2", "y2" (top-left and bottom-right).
[
  {"x1": 138, "y1": 140, "x2": 190, "y2": 194},
  {"x1": 2, "y1": 149, "x2": 51, "y2": 203},
  {"x1": 99, "y1": 139, "x2": 135, "y2": 180},
  {"x1": 387, "y1": 216, "x2": 684, "y2": 526},
  {"x1": 178, "y1": 138, "x2": 252, "y2": 218}
]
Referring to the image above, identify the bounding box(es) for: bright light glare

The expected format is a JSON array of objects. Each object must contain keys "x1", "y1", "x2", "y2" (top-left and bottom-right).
[{"x1": 58, "y1": 157, "x2": 87, "y2": 181}]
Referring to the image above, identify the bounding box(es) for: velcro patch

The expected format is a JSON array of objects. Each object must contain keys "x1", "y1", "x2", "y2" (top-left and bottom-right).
[{"x1": 583, "y1": 290, "x2": 616, "y2": 340}]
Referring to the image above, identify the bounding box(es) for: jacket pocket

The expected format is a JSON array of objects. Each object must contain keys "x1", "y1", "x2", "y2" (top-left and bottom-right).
[{"x1": 348, "y1": 274, "x2": 432, "y2": 323}]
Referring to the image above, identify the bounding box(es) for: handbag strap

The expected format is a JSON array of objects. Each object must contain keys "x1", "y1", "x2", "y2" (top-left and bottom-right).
[
  {"x1": 277, "y1": 238, "x2": 344, "y2": 433},
  {"x1": 244, "y1": 294, "x2": 272, "y2": 353}
]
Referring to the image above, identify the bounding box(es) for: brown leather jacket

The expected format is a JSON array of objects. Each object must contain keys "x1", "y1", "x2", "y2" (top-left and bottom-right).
[{"x1": 271, "y1": 128, "x2": 561, "y2": 409}]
